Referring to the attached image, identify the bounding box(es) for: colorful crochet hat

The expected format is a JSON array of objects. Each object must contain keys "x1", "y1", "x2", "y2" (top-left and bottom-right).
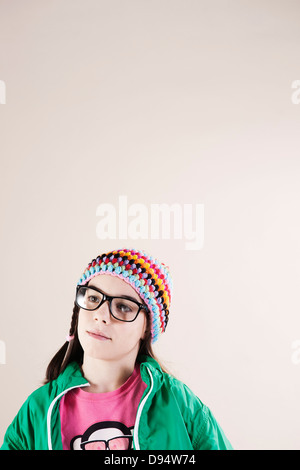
[{"x1": 77, "y1": 248, "x2": 173, "y2": 343}]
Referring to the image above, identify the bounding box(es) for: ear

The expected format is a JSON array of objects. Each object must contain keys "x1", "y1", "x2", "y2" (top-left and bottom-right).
[{"x1": 70, "y1": 435, "x2": 83, "y2": 450}]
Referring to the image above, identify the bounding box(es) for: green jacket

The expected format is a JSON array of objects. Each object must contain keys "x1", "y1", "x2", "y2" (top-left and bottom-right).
[{"x1": 1, "y1": 355, "x2": 233, "y2": 450}]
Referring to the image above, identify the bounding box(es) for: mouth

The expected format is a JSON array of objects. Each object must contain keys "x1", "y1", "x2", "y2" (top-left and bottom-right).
[{"x1": 87, "y1": 330, "x2": 111, "y2": 341}]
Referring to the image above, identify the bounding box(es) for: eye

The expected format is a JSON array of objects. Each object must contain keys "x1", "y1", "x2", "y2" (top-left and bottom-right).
[
  {"x1": 111, "y1": 298, "x2": 139, "y2": 318},
  {"x1": 87, "y1": 295, "x2": 100, "y2": 304},
  {"x1": 116, "y1": 302, "x2": 132, "y2": 312}
]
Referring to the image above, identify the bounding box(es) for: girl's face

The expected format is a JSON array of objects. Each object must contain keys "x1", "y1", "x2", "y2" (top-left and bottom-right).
[{"x1": 77, "y1": 274, "x2": 148, "y2": 363}]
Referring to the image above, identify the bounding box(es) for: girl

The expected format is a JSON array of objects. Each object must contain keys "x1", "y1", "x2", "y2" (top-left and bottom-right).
[{"x1": 1, "y1": 248, "x2": 233, "y2": 450}]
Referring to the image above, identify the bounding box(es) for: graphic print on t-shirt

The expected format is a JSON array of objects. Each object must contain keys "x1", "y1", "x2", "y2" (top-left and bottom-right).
[{"x1": 70, "y1": 421, "x2": 134, "y2": 450}]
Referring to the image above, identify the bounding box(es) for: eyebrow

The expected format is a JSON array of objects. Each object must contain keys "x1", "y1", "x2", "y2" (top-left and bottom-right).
[{"x1": 87, "y1": 284, "x2": 141, "y2": 304}]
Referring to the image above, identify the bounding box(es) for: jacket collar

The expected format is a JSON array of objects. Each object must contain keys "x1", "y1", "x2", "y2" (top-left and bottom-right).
[
  {"x1": 55, "y1": 354, "x2": 164, "y2": 393},
  {"x1": 138, "y1": 354, "x2": 164, "y2": 389},
  {"x1": 49, "y1": 361, "x2": 89, "y2": 395}
]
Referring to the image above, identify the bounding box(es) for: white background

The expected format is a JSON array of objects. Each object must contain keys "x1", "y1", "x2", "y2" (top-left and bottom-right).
[{"x1": 0, "y1": 0, "x2": 300, "y2": 449}]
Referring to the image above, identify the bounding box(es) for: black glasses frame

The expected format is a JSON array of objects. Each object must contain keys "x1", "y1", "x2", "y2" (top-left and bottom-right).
[{"x1": 75, "y1": 284, "x2": 150, "y2": 322}]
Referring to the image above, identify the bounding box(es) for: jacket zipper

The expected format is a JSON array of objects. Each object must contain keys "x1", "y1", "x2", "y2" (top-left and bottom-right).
[
  {"x1": 47, "y1": 383, "x2": 90, "y2": 450},
  {"x1": 133, "y1": 366, "x2": 154, "y2": 450}
]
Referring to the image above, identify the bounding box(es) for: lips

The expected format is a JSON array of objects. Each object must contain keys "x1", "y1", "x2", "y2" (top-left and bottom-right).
[{"x1": 87, "y1": 330, "x2": 111, "y2": 341}]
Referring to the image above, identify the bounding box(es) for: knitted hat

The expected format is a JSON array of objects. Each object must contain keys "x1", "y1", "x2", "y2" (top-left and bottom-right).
[{"x1": 77, "y1": 248, "x2": 173, "y2": 343}]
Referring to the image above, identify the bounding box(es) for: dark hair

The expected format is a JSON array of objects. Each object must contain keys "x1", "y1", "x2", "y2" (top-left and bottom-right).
[{"x1": 44, "y1": 301, "x2": 170, "y2": 384}]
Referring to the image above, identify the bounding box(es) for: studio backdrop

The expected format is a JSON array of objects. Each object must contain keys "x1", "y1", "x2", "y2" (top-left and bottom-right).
[{"x1": 0, "y1": 0, "x2": 300, "y2": 450}]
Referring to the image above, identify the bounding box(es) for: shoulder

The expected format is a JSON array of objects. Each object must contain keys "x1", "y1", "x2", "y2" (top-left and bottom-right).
[
  {"x1": 11, "y1": 361, "x2": 87, "y2": 423},
  {"x1": 140, "y1": 355, "x2": 208, "y2": 414},
  {"x1": 139, "y1": 356, "x2": 233, "y2": 450},
  {"x1": 160, "y1": 373, "x2": 233, "y2": 450},
  {"x1": 23, "y1": 381, "x2": 56, "y2": 413},
  {"x1": 23, "y1": 361, "x2": 85, "y2": 411},
  {"x1": 4, "y1": 381, "x2": 53, "y2": 426},
  {"x1": 162, "y1": 372, "x2": 206, "y2": 411},
  {"x1": 0, "y1": 382, "x2": 53, "y2": 450},
  {"x1": 163, "y1": 373, "x2": 212, "y2": 429},
  {"x1": 1, "y1": 363, "x2": 82, "y2": 450}
]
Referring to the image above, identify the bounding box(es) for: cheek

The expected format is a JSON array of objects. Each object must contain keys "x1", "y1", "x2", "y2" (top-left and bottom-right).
[{"x1": 123, "y1": 314, "x2": 147, "y2": 343}]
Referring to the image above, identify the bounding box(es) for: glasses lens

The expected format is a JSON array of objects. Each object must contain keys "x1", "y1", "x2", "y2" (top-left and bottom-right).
[
  {"x1": 76, "y1": 286, "x2": 103, "y2": 310},
  {"x1": 108, "y1": 436, "x2": 131, "y2": 450},
  {"x1": 83, "y1": 440, "x2": 106, "y2": 450},
  {"x1": 111, "y1": 298, "x2": 139, "y2": 321}
]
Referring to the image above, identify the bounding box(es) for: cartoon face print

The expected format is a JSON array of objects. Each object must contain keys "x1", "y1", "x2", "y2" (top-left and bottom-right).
[{"x1": 70, "y1": 421, "x2": 134, "y2": 450}]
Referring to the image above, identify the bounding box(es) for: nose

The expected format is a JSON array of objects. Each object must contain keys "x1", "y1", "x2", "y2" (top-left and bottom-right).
[{"x1": 93, "y1": 299, "x2": 111, "y2": 324}]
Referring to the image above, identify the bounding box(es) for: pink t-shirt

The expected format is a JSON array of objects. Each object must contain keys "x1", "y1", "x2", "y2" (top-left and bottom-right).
[{"x1": 59, "y1": 363, "x2": 147, "y2": 450}]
